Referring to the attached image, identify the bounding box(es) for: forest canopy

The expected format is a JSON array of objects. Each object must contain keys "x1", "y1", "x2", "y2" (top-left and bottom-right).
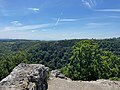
[
  {"x1": 0, "y1": 38, "x2": 120, "y2": 80},
  {"x1": 61, "y1": 40, "x2": 120, "y2": 80}
]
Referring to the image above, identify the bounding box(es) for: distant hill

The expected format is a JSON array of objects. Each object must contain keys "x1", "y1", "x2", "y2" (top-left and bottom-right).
[{"x1": 0, "y1": 37, "x2": 120, "y2": 67}]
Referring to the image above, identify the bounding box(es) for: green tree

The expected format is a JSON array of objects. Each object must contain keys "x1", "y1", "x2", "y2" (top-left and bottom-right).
[
  {"x1": 101, "y1": 51, "x2": 120, "y2": 79},
  {"x1": 0, "y1": 50, "x2": 29, "y2": 80},
  {"x1": 61, "y1": 40, "x2": 120, "y2": 80}
]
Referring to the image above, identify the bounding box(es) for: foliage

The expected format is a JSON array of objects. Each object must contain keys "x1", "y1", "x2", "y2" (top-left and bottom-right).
[
  {"x1": 0, "y1": 51, "x2": 29, "y2": 80},
  {"x1": 61, "y1": 40, "x2": 120, "y2": 81},
  {"x1": 0, "y1": 38, "x2": 120, "y2": 80},
  {"x1": 110, "y1": 77, "x2": 120, "y2": 81}
]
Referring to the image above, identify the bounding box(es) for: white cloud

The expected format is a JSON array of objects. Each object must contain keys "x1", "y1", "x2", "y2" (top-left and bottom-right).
[
  {"x1": 55, "y1": 18, "x2": 79, "y2": 25},
  {"x1": 28, "y1": 8, "x2": 40, "y2": 12},
  {"x1": 87, "y1": 22, "x2": 111, "y2": 26},
  {"x1": 1, "y1": 24, "x2": 51, "y2": 32},
  {"x1": 83, "y1": 1, "x2": 92, "y2": 8},
  {"x1": 55, "y1": 17, "x2": 60, "y2": 25},
  {"x1": 55, "y1": 12, "x2": 64, "y2": 25},
  {"x1": 96, "y1": 9, "x2": 120, "y2": 12},
  {"x1": 80, "y1": 22, "x2": 111, "y2": 30},
  {"x1": 82, "y1": 0, "x2": 96, "y2": 9},
  {"x1": 10, "y1": 21, "x2": 22, "y2": 26},
  {"x1": 31, "y1": 30, "x2": 38, "y2": 32},
  {"x1": 60, "y1": 19, "x2": 79, "y2": 22}
]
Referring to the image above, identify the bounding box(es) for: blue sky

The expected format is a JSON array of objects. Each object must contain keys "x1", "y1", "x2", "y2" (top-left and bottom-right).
[{"x1": 0, "y1": 0, "x2": 120, "y2": 40}]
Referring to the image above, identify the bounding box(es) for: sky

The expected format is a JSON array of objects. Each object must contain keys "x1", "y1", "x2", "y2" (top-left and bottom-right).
[{"x1": 0, "y1": 0, "x2": 120, "y2": 40}]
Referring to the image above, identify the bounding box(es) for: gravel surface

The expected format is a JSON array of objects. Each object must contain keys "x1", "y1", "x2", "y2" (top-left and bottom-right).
[{"x1": 48, "y1": 78, "x2": 120, "y2": 90}]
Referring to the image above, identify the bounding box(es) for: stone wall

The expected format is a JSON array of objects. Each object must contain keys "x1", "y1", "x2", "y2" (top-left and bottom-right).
[{"x1": 0, "y1": 63, "x2": 49, "y2": 90}]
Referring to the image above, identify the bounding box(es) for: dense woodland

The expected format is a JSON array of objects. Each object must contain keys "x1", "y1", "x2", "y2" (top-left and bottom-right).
[{"x1": 0, "y1": 38, "x2": 120, "y2": 80}]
